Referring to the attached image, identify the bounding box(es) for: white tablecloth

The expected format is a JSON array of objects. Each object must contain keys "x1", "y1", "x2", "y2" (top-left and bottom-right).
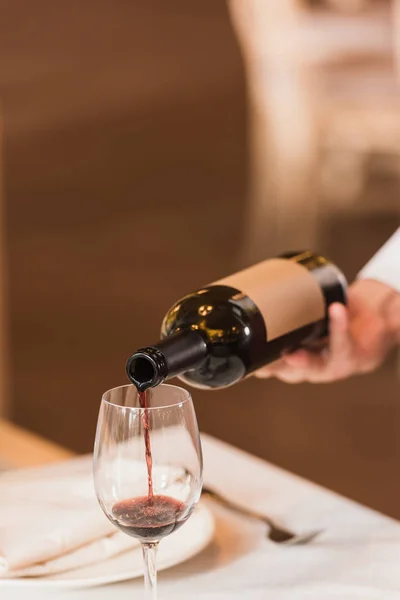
[{"x1": 4, "y1": 434, "x2": 400, "y2": 599}]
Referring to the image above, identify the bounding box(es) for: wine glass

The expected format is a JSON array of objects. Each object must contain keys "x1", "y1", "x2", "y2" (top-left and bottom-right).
[{"x1": 93, "y1": 383, "x2": 202, "y2": 599}]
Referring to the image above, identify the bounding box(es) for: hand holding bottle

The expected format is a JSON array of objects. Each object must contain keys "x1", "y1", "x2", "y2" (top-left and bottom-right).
[
  {"x1": 126, "y1": 252, "x2": 347, "y2": 391},
  {"x1": 255, "y1": 279, "x2": 400, "y2": 384}
]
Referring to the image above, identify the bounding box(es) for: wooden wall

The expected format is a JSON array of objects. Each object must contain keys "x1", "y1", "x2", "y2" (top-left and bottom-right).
[{"x1": 1, "y1": 0, "x2": 247, "y2": 445}]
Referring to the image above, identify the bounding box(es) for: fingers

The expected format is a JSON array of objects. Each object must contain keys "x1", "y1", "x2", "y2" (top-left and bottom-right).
[
  {"x1": 302, "y1": 303, "x2": 353, "y2": 381},
  {"x1": 327, "y1": 303, "x2": 351, "y2": 360},
  {"x1": 255, "y1": 302, "x2": 353, "y2": 383},
  {"x1": 254, "y1": 291, "x2": 397, "y2": 385},
  {"x1": 283, "y1": 349, "x2": 313, "y2": 367},
  {"x1": 254, "y1": 359, "x2": 306, "y2": 383},
  {"x1": 319, "y1": 302, "x2": 352, "y2": 377},
  {"x1": 254, "y1": 349, "x2": 327, "y2": 383},
  {"x1": 255, "y1": 350, "x2": 311, "y2": 378}
]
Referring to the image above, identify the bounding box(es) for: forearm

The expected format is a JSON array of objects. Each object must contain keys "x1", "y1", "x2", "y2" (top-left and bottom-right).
[
  {"x1": 355, "y1": 227, "x2": 400, "y2": 341},
  {"x1": 350, "y1": 279, "x2": 400, "y2": 342},
  {"x1": 357, "y1": 227, "x2": 400, "y2": 293}
]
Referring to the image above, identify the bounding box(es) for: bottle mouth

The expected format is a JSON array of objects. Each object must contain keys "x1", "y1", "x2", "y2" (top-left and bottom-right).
[
  {"x1": 126, "y1": 348, "x2": 168, "y2": 392},
  {"x1": 126, "y1": 330, "x2": 208, "y2": 392},
  {"x1": 128, "y1": 355, "x2": 156, "y2": 385}
]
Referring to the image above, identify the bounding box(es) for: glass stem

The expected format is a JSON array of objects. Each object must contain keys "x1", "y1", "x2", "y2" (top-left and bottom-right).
[{"x1": 141, "y1": 542, "x2": 159, "y2": 600}]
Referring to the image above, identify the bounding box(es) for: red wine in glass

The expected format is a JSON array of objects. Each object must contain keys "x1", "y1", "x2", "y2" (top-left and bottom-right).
[
  {"x1": 138, "y1": 390, "x2": 153, "y2": 502},
  {"x1": 111, "y1": 494, "x2": 188, "y2": 541},
  {"x1": 112, "y1": 390, "x2": 190, "y2": 542}
]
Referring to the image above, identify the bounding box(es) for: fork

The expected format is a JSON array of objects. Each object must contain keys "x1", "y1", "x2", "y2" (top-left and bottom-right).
[{"x1": 201, "y1": 485, "x2": 322, "y2": 546}]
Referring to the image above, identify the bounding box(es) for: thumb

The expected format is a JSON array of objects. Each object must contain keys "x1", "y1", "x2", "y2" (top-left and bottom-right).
[{"x1": 328, "y1": 303, "x2": 352, "y2": 359}]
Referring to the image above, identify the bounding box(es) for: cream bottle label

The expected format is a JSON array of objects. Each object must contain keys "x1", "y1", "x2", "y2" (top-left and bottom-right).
[{"x1": 215, "y1": 258, "x2": 326, "y2": 340}]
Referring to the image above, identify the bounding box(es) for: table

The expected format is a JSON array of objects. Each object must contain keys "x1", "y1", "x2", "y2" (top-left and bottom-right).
[
  {"x1": 2, "y1": 422, "x2": 400, "y2": 599},
  {"x1": 0, "y1": 419, "x2": 74, "y2": 468}
]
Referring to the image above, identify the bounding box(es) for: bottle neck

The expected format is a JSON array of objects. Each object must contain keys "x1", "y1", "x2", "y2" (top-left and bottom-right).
[{"x1": 126, "y1": 329, "x2": 207, "y2": 391}]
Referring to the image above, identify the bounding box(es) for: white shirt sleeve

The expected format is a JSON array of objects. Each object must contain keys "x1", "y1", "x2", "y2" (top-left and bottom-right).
[{"x1": 357, "y1": 227, "x2": 400, "y2": 292}]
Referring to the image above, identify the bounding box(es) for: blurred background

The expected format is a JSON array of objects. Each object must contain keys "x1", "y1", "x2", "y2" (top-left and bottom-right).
[{"x1": 0, "y1": 0, "x2": 399, "y2": 515}]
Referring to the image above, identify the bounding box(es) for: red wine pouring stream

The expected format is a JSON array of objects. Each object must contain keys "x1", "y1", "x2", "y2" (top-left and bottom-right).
[{"x1": 138, "y1": 390, "x2": 153, "y2": 503}]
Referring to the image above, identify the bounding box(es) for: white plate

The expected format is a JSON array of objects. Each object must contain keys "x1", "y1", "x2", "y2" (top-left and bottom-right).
[{"x1": 0, "y1": 502, "x2": 214, "y2": 589}]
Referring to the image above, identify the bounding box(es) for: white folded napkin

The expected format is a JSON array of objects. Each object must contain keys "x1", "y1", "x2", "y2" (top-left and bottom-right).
[{"x1": 0, "y1": 455, "x2": 138, "y2": 578}]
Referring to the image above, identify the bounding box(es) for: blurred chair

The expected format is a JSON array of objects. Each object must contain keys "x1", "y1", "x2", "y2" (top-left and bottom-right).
[
  {"x1": 229, "y1": 0, "x2": 320, "y2": 260},
  {"x1": 317, "y1": 1, "x2": 400, "y2": 214},
  {"x1": 229, "y1": 0, "x2": 399, "y2": 261}
]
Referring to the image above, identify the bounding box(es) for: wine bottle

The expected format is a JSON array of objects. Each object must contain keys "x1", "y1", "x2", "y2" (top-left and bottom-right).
[{"x1": 126, "y1": 251, "x2": 347, "y2": 391}]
